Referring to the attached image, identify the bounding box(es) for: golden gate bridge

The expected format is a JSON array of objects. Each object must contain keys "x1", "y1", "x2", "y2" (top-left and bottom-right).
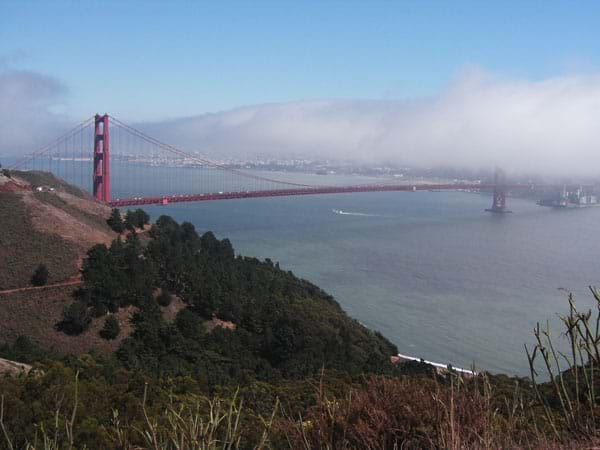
[{"x1": 6, "y1": 113, "x2": 554, "y2": 213}]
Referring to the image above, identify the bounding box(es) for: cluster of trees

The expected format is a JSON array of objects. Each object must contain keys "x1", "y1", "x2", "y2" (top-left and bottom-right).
[
  {"x1": 106, "y1": 208, "x2": 150, "y2": 233},
  {"x1": 58, "y1": 230, "x2": 153, "y2": 336},
  {"x1": 62, "y1": 212, "x2": 398, "y2": 379}
]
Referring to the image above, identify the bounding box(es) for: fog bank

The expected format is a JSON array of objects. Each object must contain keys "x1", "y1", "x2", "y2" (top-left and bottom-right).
[{"x1": 3, "y1": 67, "x2": 600, "y2": 177}]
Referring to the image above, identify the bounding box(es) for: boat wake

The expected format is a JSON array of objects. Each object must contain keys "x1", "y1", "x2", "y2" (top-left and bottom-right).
[{"x1": 332, "y1": 209, "x2": 378, "y2": 217}]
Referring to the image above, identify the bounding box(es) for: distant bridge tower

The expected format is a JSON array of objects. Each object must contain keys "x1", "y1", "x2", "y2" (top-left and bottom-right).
[
  {"x1": 93, "y1": 114, "x2": 110, "y2": 202},
  {"x1": 485, "y1": 168, "x2": 511, "y2": 213}
]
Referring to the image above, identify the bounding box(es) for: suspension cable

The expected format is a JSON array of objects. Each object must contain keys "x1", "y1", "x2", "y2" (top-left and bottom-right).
[
  {"x1": 8, "y1": 117, "x2": 95, "y2": 170},
  {"x1": 108, "y1": 115, "x2": 312, "y2": 188}
]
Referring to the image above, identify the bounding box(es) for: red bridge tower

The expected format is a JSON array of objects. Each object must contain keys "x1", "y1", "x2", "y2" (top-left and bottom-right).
[{"x1": 93, "y1": 114, "x2": 110, "y2": 202}]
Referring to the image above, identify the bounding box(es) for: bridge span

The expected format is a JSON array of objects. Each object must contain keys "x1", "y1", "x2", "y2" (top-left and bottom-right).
[
  {"x1": 108, "y1": 183, "x2": 525, "y2": 208},
  {"x1": 8, "y1": 113, "x2": 578, "y2": 213}
]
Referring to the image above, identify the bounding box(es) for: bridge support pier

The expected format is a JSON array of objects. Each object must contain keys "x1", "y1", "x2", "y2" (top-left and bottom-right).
[
  {"x1": 485, "y1": 168, "x2": 511, "y2": 213},
  {"x1": 93, "y1": 114, "x2": 110, "y2": 202}
]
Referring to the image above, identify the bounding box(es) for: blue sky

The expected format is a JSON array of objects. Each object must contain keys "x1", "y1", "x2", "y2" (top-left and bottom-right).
[{"x1": 2, "y1": 1, "x2": 600, "y2": 121}]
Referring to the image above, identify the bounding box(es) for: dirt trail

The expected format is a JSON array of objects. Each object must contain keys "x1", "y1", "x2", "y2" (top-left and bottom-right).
[{"x1": 0, "y1": 279, "x2": 82, "y2": 296}]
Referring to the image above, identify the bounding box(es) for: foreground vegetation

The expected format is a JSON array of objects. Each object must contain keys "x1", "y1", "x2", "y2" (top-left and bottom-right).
[
  {"x1": 0, "y1": 335, "x2": 598, "y2": 449},
  {"x1": 1, "y1": 204, "x2": 600, "y2": 448}
]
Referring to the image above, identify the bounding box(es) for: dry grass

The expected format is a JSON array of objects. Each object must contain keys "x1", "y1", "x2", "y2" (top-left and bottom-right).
[
  {"x1": 0, "y1": 171, "x2": 115, "y2": 290},
  {"x1": 32, "y1": 191, "x2": 113, "y2": 238},
  {"x1": 275, "y1": 373, "x2": 591, "y2": 450},
  {"x1": 0, "y1": 287, "x2": 191, "y2": 356},
  {"x1": 1, "y1": 371, "x2": 590, "y2": 450},
  {"x1": 279, "y1": 375, "x2": 503, "y2": 449},
  {"x1": 0, "y1": 286, "x2": 135, "y2": 355},
  {"x1": 22, "y1": 191, "x2": 114, "y2": 253},
  {"x1": 0, "y1": 193, "x2": 79, "y2": 290}
]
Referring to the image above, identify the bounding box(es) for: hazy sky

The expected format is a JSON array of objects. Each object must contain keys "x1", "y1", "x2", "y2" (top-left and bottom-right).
[{"x1": 2, "y1": 1, "x2": 600, "y2": 175}]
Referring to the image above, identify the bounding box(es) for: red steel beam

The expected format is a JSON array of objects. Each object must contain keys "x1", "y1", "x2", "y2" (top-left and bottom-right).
[{"x1": 107, "y1": 183, "x2": 537, "y2": 207}]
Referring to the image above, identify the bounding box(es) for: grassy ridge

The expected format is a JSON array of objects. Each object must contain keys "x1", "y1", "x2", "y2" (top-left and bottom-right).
[
  {"x1": 0, "y1": 193, "x2": 78, "y2": 289},
  {"x1": 33, "y1": 191, "x2": 113, "y2": 234}
]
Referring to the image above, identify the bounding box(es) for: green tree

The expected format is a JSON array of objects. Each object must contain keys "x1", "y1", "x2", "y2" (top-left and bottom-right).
[
  {"x1": 0, "y1": 336, "x2": 51, "y2": 364},
  {"x1": 125, "y1": 208, "x2": 150, "y2": 230},
  {"x1": 31, "y1": 263, "x2": 49, "y2": 286},
  {"x1": 106, "y1": 208, "x2": 125, "y2": 233},
  {"x1": 175, "y1": 308, "x2": 202, "y2": 340},
  {"x1": 80, "y1": 244, "x2": 122, "y2": 313},
  {"x1": 58, "y1": 301, "x2": 91, "y2": 335},
  {"x1": 100, "y1": 315, "x2": 121, "y2": 340},
  {"x1": 136, "y1": 208, "x2": 150, "y2": 227}
]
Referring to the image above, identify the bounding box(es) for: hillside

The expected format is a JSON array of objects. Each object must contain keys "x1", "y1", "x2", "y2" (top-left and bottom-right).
[
  {"x1": 0, "y1": 170, "x2": 123, "y2": 353},
  {"x1": 0, "y1": 170, "x2": 398, "y2": 374},
  {"x1": 0, "y1": 170, "x2": 115, "y2": 290},
  {"x1": 52, "y1": 213, "x2": 398, "y2": 380}
]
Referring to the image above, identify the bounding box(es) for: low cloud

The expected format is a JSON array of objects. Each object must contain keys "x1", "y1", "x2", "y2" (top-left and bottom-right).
[
  {"x1": 3, "y1": 67, "x2": 600, "y2": 177},
  {"x1": 143, "y1": 70, "x2": 600, "y2": 177},
  {"x1": 0, "y1": 68, "x2": 68, "y2": 157}
]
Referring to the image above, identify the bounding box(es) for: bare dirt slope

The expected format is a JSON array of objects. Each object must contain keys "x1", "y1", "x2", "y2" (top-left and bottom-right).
[{"x1": 0, "y1": 357, "x2": 32, "y2": 376}]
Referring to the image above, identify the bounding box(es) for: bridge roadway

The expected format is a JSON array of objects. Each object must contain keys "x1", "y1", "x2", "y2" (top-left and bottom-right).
[{"x1": 108, "y1": 183, "x2": 531, "y2": 207}]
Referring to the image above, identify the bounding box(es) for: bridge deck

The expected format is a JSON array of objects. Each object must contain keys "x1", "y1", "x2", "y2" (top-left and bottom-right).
[{"x1": 108, "y1": 183, "x2": 525, "y2": 207}]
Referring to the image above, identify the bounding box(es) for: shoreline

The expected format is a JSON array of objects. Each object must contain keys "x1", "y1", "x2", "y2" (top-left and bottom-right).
[{"x1": 395, "y1": 352, "x2": 476, "y2": 376}]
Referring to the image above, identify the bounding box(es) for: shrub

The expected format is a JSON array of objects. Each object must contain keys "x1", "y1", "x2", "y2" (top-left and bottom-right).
[
  {"x1": 100, "y1": 315, "x2": 120, "y2": 340},
  {"x1": 31, "y1": 263, "x2": 49, "y2": 286}
]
